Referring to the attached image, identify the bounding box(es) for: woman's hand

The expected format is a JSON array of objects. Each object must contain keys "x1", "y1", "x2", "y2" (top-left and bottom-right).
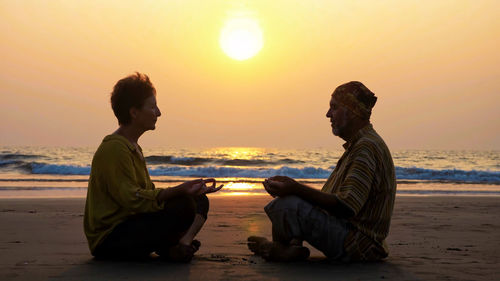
[
  {"x1": 177, "y1": 179, "x2": 204, "y2": 196},
  {"x1": 178, "y1": 178, "x2": 223, "y2": 196},
  {"x1": 201, "y1": 178, "x2": 224, "y2": 194}
]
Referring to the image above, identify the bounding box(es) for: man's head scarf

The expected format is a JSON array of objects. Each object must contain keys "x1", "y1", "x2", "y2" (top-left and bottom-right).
[{"x1": 332, "y1": 81, "x2": 377, "y2": 120}]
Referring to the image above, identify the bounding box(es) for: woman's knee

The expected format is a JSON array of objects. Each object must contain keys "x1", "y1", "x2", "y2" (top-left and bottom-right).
[
  {"x1": 194, "y1": 194, "x2": 209, "y2": 219},
  {"x1": 164, "y1": 194, "x2": 197, "y2": 225}
]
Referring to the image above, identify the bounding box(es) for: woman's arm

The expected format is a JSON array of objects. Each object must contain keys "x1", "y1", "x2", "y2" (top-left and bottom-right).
[{"x1": 158, "y1": 178, "x2": 224, "y2": 201}]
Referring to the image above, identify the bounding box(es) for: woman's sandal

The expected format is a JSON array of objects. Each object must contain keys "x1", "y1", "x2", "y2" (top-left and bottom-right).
[
  {"x1": 162, "y1": 240, "x2": 201, "y2": 262},
  {"x1": 164, "y1": 243, "x2": 195, "y2": 262},
  {"x1": 191, "y1": 239, "x2": 201, "y2": 252}
]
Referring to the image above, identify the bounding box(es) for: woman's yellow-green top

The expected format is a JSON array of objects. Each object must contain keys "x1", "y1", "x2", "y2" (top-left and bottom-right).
[{"x1": 84, "y1": 134, "x2": 164, "y2": 254}]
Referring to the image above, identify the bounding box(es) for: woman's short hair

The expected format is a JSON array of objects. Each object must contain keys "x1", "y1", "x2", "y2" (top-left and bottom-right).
[{"x1": 110, "y1": 72, "x2": 156, "y2": 125}]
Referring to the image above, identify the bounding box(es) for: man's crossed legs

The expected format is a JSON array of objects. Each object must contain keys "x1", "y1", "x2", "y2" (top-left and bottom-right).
[{"x1": 248, "y1": 195, "x2": 349, "y2": 262}]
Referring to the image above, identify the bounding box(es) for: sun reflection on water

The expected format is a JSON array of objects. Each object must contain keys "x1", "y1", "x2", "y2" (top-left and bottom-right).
[
  {"x1": 218, "y1": 182, "x2": 266, "y2": 196},
  {"x1": 209, "y1": 147, "x2": 266, "y2": 160}
]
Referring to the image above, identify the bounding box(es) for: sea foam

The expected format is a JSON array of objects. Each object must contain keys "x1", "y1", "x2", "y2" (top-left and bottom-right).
[{"x1": 18, "y1": 163, "x2": 500, "y2": 183}]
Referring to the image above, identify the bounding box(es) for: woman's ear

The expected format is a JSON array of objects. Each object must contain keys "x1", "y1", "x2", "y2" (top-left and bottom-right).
[{"x1": 129, "y1": 107, "x2": 138, "y2": 121}]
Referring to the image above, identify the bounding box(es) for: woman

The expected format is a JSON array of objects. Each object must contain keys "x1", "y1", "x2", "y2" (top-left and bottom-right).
[{"x1": 84, "y1": 72, "x2": 222, "y2": 262}]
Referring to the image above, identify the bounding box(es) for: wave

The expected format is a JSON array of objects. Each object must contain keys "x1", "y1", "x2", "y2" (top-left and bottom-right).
[
  {"x1": 0, "y1": 178, "x2": 89, "y2": 182},
  {"x1": 148, "y1": 166, "x2": 330, "y2": 179},
  {"x1": 30, "y1": 163, "x2": 91, "y2": 175},
  {"x1": 0, "y1": 153, "x2": 44, "y2": 160},
  {"x1": 396, "y1": 189, "x2": 500, "y2": 195},
  {"x1": 2, "y1": 161, "x2": 500, "y2": 183},
  {"x1": 0, "y1": 160, "x2": 25, "y2": 167},
  {"x1": 13, "y1": 162, "x2": 330, "y2": 178},
  {"x1": 144, "y1": 155, "x2": 304, "y2": 166},
  {"x1": 145, "y1": 156, "x2": 210, "y2": 166},
  {"x1": 151, "y1": 166, "x2": 500, "y2": 183},
  {"x1": 396, "y1": 167, "x2": 500, "y2": 184}
]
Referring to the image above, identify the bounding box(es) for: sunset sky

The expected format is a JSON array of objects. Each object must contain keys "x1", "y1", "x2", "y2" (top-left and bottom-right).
[{"x1": 1, "y1": 0, "x2": 499, "y2": 149}]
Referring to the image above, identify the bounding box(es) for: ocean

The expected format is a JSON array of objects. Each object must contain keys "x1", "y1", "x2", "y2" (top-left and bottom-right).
[{"x1": 1, "y1": 146, "x2": 499, "y2": 198}]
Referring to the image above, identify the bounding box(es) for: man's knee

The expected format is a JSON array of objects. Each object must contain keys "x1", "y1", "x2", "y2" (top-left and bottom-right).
[{"x1": 264, "y1": 195, "x2": 306, "y2": 215}]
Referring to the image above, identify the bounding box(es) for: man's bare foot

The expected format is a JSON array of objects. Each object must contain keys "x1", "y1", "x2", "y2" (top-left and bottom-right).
[
  {"x1": 247, "y1": 236, "x2": 310, "y2": 262},
  {"x1": 247, "y1": 236, "x2": 269, "y2": 255},
  {"x1": 260, "y1": 242, "x2": 310, "y2": 262}
]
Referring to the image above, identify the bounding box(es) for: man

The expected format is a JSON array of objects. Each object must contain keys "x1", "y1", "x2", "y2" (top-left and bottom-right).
[{"x1": 248, "y1": 81, "x2": 396, "y2": 262}]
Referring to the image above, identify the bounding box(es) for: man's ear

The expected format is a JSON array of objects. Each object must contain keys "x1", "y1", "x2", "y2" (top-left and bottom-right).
[{"x1": 345, "y1": 108, "x2": 358, "y2": 121}]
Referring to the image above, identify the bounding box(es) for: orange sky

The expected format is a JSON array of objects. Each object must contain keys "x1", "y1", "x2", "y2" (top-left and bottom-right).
[{"x1": 1, "y1": 0, "x2": 499, "y2": 149}]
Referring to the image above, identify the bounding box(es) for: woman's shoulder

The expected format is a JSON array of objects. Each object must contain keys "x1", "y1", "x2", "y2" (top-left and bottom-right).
[{"x1": 95, "y1": 134, "x2": 133, "y2": 157}]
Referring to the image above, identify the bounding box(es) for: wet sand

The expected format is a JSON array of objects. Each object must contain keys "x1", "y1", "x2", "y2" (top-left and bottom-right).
[{"x1": 0, "y1": 195, "x2": 499, "y2": 280}]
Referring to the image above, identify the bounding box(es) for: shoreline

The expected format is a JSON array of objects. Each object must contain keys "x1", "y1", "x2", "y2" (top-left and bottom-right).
[
  {"x1": 2, "y1": 174, "x2": 500, "y2": 198},
  {"x1": 2, "y1": 191, "x2": 500, "y2": 199},
  {"x1": 0, "y1": 196, "x2": 499, "y2": 280},
  {"x1": 1, "y1": 184, "x2": 500, "y2": 198}
]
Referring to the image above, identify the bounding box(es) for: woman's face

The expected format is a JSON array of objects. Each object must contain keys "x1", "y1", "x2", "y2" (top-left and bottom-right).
[{"x1": 133, "y1": 95, "x2": 161, "y2": 131}]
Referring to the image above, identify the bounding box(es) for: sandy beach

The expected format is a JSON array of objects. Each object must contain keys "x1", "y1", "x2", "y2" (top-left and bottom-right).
[{"x1": 0, "y1": 195, "x2": 498, "y2": 281}]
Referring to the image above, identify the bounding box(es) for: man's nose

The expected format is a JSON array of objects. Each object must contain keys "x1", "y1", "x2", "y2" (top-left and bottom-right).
[{"x1": 326, "y1": 109, "x2": 331, "y2": 118}]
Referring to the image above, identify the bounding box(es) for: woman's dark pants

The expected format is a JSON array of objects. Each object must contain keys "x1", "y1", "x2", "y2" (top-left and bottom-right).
[{"x1": 94, "y1": 194, "x2": 209, "y2": 260}]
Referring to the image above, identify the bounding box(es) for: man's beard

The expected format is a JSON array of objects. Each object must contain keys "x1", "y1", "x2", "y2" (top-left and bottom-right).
[
  {"x1": 332, "y1": 111, "x2": 350, "y2": 137},
  {"x1": 333, "y1": 123, "x2": 346, "y2": 137}
]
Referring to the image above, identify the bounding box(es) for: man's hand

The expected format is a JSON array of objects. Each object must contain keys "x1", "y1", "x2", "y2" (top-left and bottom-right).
[{"x1": 262, "y1": 176, "x2": 299, "y2": 198}]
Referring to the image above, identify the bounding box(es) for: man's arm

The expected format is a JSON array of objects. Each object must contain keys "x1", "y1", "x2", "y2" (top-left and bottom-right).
[
  {"x1": 265, "y1": 143, "x2": 377, "y2": 219},
  {"x1": 264, "y1": 177, "x2": 354, "y2": 218}
]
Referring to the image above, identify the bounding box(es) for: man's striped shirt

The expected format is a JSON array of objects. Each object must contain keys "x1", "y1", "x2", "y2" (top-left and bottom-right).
[{"x1": 322, "y1": 124, "x2": 396, "y2": 261}]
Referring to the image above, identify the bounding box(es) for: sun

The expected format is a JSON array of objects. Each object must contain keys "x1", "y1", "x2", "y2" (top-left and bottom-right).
[{"x1": 219, "y1": 17, "x2": 263, "y2": 61}]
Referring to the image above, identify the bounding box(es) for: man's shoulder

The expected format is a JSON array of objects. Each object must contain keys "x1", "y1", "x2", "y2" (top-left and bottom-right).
[
  {"x1": 350, "y1": 136, "x2": 379, "y2": 156},
  {"x1": 359, "y1": 127, "x2": 390, "y2": 150},
  {"x1": 350, "y1": 130, "x2": 392, "y2": 164}
]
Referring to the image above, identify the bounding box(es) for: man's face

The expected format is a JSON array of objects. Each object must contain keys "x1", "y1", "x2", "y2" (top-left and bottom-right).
[{"x1": 326, "y1": 96, "x2": 350, "y2": 137}]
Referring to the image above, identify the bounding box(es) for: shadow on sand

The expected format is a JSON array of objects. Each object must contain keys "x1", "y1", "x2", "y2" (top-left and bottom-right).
[{"x1": 55, "y1": 254, "x2": 419, "y2": 281}]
